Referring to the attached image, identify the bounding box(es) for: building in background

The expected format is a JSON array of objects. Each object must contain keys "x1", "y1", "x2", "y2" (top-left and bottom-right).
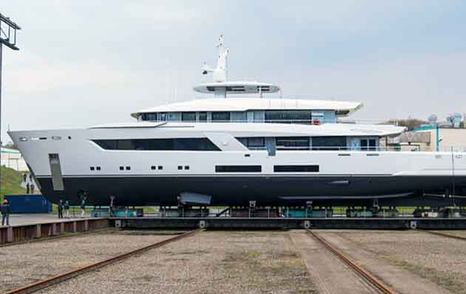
[
  {"x1": 1, "y1": 147, "x2": 28, "y2": 171},
  {"x1": 391, "y1": 113, "x2": 466, "y2": 152}
]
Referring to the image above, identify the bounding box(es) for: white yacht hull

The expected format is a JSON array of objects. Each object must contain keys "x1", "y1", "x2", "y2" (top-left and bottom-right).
[{"x1": 9, "y1": 125, "x2": 466, "y2": 206}]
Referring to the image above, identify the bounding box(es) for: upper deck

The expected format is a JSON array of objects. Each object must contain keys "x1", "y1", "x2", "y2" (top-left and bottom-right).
[{"x1": 132, "y1": 97, "x2": 363, "y2": 124}]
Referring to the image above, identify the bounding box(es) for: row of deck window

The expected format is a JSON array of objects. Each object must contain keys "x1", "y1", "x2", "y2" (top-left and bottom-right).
[
  {"x1": 89, "y1": 165, "x2": 319, "y2": 173},
  {"x1": 139, "y1": 110, "x2": 336, "y2": 124},
  {"x1": 93, "y1": 137, "x2": 378, "y2": 152}
]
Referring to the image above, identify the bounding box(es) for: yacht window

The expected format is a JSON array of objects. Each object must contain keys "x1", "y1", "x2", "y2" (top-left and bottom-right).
[
  {"x1": 360, "y1": 138, "x2": 377, "y2": 151},
  {"x1": 151, "y1": 166, "x2": 156, "y2": 170},
  {"x1": 215, "y1": 165, "x2": 262, "y2": 173},
  {"x1": 96, "y1": 166, "x2": 101, "y2": 171},
  {"x1": 90, "y1": 166, "x2": 95, "y2": 171},
  {"x1": 126, "y1": 166, "x2": 131, "y2": 170},
  {"x1": 198, "y1": 112, "x2": 207, "y2": 122},
  {"x1": 142, "y1": 113, "x2": 157, "y2": 121},
  {"x1": 158, "y1": 166, "x2": 163, "y2": 170},
  {"x1": 93, "y1": 138, "x2": 220, "y2": 151},
  {"x1": 265, "y1": 110, "x2": 312, "y2": 124},
  {"x1": 181, "y1": 112, "x2": 196, "y2": 122},
  {"x1": 274, "y1": 165, "x2": 319, "y2": 172},
  {"x1": 212, "y1": 112, "x2": 230, "y2": 122},
  {"x1": 160, "y1": 113, "x2": 167, "y2": 121},
  {"x1": 184, "y1": 166, "x2": 190, "y2": 170},
  {"x1": 119, "y1": 166, "x2": 124, "y2": 171},
  {"x1": 237, "y1": 137, "x2": 265, "y2": 150},
  {"x1": 178, "y1": 165, "x2": 183, "y2": 170},
  {"x1": 312, "y1": 137, "x2": 347, "y2": 151},
  {"x1": 276, "y1": 137, "x2": 310, "y2": 150}
]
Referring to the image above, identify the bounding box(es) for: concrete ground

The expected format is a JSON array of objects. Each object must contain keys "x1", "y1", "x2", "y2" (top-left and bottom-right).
[{"x1": 0, "y1": 229, "x2": 174, "y2": 293}]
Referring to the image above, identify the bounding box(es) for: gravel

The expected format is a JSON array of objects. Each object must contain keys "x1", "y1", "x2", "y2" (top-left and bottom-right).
[
  {"x1": 0, "y1": 229, "x2": 175, "y2": 292},
  {"x1": 38, "y1": 231, "x2": 316, "y2": 294},
  {"x1": 333, "y1": 230, "x2": 466, "y2": 293}
]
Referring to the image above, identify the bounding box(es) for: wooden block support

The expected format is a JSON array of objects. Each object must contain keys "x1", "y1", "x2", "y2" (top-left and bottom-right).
[
  {"x1": 7, "y1": 227, "x2": 13, "y2": 243},
  {"x1": 51, "y1": 223, "x2": 57, "y2": 235},
  {"x1": 84, "y1": 220, "x2": 89, "y2": 231},
  {"x1": 35, "y1": 224, "x2": 41, "y2": 239},
  {"x1": 72, "y1": 221, "x2": 77, "y2": 233},
  {"x1": 60, "y1": 222, "x2": 65, "y2": 234}
]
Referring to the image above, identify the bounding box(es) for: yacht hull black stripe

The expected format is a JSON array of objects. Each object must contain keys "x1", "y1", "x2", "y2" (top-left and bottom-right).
[{"x1": 36, "y1": 176, "x2": 466, "y2": 206}]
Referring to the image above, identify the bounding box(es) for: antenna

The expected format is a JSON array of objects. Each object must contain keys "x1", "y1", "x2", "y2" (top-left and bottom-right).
[
  {"x1": 0, "y1": 12, "x2": 21, "y2": 198},
  {"x1": 202, "y1": 34, "x2": 229, "y2": 83}
]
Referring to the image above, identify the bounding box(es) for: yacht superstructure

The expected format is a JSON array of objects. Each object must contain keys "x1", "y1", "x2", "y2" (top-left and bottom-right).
[{"x1": 8, "y1": 36, "x2": 466, "y2": 206}]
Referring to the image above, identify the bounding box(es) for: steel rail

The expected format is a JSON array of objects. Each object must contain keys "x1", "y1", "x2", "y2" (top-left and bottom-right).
[
  {"x1": 5, "y1": 229, "x2": 201, "y2": 294},
  {"x1": 423, "y1": 230, "x2": 466, "y2": 241},
  {"x1": 306, "y1": 229, "x2": 397, "y2": 294}
]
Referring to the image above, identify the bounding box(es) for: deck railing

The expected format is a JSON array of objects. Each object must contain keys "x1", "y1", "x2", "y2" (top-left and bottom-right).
[{"x1": 246, "y1": 145, "x2": 466, "y2": 152}]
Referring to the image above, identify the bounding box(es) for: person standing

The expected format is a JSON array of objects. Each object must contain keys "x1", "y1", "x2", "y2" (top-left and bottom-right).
[
  {"x1": 1, "y1": 199, "x2": 11, "y2": 226},
  {"x1": 80, "y1": 192, "x2": 87, "y2": 218},
  {"x1": 64, "y1": 200, "x2": 70, "y2": 218},
  {"x1": 30, "y1": 183, "x2": 35, "y2": 194},
  {"x1": 57, "y1": 200, "x2": 64, "y2": 219},
  {"x1": 26, "y1": 183, "x2": 30, "y2": 194}
]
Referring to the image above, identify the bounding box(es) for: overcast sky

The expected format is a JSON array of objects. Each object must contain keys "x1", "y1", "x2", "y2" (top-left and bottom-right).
[{"x1": 1, "y1": 0, "x2": 466, "y2": 142}]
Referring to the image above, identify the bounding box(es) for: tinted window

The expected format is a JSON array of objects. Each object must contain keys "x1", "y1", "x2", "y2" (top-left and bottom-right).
[
  {"x1": 181, "y1": 112, "x2": 196, "y2": 122},
  {"x1": 237, "y1": 137, "x2": 266, "y2": 150},
  {"x1": 274, "y1": 165, "x2": 319, "y2": 172},
  {"x1": 276, "y1": 137, "x2": 310, "y2": 150},
  {"x1": 215, "y1": 165, "x2": 262, "y2": 172},
  {"x1": 93, "y1": 138, "x2": 220, "y2": 151},
  {"x1": 199, "y1": 112, "x2": 207, "y2": 122},
  {"x1": 265, "y1": 110, "x2": 312, "y2": 124},
  {"x1": 141, "y1": 113, "x2": 157, "y2": 121},
  {"x1": 212, "y1": 112, "x2": 230, "y2": 122},
  {"x1": 312, "y1": 137, "x2": 347, "y2": 151}
]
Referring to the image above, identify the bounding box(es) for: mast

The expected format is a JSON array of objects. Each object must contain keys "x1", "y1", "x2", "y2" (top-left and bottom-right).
[{"x1": 196, "y1": 35, "x2": 279, "y2": 98}]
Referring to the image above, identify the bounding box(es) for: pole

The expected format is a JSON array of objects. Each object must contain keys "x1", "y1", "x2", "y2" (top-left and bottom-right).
[{"x1": 0, "y1": 43, "x2": 3, "y2": 196}]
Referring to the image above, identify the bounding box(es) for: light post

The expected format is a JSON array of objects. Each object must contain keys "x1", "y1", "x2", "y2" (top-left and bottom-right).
[{"x1": 0, "y1": 13, "x2": 21, "y2": 195}]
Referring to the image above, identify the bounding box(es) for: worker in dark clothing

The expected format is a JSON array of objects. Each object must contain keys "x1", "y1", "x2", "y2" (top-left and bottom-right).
[
  {"x1": 57, "y1": 200, "x2": 64, "y2": 219},
  {"x1": 26, "y1": 183, "x2": 30, "y2": 194},
  {"x1": 30, "y1": 183, "x2": 35, "y2": 194},
  {"x1": 1, "y1": 199, "x2": 11, "y2": 226}
]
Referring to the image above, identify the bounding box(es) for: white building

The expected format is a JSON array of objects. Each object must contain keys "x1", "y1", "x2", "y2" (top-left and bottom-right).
[{"x1": 1, "y1": 147, "x2": 29, "y2": 171}]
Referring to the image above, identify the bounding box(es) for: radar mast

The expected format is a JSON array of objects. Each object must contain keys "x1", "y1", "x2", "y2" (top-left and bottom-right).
[{"x1": 195, "y1": 35, "x2": 280, "y2": 98}]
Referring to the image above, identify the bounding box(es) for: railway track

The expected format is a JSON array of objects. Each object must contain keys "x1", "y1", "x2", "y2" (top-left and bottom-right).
[
  {"x1": 423, "y1": 230, "x2": 466, "y2": 241},
  {"x1": 4, "y1": 229, "x2": 201, "y2": 294},
  {"x1": 306, "y1": 229, "x2": 397, "y2": 294}
]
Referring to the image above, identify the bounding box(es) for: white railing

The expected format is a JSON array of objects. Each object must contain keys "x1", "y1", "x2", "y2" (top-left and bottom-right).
[{"x1": 246, "y1": 146, "x2": 466, "y2": 152}]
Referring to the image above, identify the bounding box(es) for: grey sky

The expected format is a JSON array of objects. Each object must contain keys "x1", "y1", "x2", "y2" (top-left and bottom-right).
[{"x1": 1, "y1": 0, "x2": 465, "y2": 143}]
